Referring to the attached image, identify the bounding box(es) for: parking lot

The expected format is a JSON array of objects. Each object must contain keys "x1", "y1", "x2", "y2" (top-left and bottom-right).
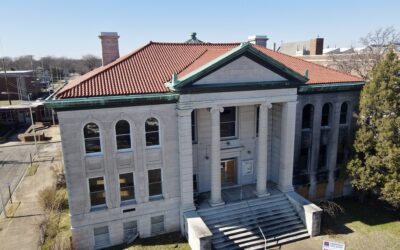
[{"x1": 0, "y1": 126, "x2": 61, "y2": 214}]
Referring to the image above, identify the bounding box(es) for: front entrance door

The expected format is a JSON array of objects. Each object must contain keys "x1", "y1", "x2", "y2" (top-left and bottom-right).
[{"x1": 221, "y1": 159, "x2": 236, "y2": 186}]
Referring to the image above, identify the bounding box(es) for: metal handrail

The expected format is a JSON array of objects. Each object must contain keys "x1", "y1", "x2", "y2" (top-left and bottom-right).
[{"x1": 246, "y1": 200, "x2": 267, "y2": 249}]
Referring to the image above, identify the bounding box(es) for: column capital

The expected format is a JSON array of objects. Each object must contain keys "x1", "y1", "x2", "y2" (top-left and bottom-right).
[
  {"x1": 209, "y1": 106, "x2": 224, "y2": 114},
  {"x1": 259, "y1": 101, "x2": 272, "y2": 111},
  {"x1": 177, "y1": 108, "x2": 193, "y2": 117}
]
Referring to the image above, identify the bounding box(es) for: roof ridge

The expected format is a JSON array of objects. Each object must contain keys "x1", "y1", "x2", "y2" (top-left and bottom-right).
[
  {"x1": 176, "y1": 48, "x2": 209, "y2": 76},
  {"x1": 150, "y1": 41, "x2": 241, "y2": 46},
  {"x1": 255, "y1": 45, "x2": 364, "y2": 82}
]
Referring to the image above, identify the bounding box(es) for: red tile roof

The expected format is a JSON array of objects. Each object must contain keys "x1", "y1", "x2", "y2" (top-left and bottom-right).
[{"x1": 57, "y1": 42, "x2": 363, "y2": 99}]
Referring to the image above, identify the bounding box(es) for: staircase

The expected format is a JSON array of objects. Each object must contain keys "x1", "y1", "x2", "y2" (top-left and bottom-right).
[{"x1": 197, "y1": 193, "x2": 309, "y2": 249}]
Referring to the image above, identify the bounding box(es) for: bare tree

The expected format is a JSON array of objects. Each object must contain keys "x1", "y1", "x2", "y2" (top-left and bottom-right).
[
  {"x1": 331, "y1": 26, "x2": 400, "y2": 79},
  {"x1": 81, "y1": 54, "x2": 101, "y2": 71}
]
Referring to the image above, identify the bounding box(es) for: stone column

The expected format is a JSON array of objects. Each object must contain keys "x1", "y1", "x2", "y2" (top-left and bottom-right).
[
  {"x1": 209, "y1": 106, "x2": 224, "y2": 206},
  {"x1": 325, "y1": 103, "x2": 341, "y2": 198},
  {"x1": 177, "y1": 109, "x2": 196, "y2": 211},
  {"x1": 256, "y1": 102, "x2": 272, "y2": 197},
  {"x1": 309, "y1": 103, "x2": 322, "y2": 200},
  {"x1": 278, "y1": 101, "x2": 297, "y2": 192}
]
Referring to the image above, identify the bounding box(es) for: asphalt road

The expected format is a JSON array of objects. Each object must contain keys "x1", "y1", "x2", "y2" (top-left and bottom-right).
[{"x1": 0, "y1": 143, "x2": 39, "y2": 214}]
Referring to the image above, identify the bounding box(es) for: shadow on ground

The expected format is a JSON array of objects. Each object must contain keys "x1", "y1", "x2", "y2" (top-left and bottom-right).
[{"x1": 319, "y1": 196, "x2": 400, "y2": 236}]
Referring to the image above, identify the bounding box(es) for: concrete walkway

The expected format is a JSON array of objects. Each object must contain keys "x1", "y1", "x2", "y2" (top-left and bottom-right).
[{"x1": 0, "y1": 142, "x2": 61, "y2": 250}]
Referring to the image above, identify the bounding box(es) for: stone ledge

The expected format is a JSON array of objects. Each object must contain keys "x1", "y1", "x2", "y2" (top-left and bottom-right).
[
  {"x1": 285, "y1": 191, "x2": 322, "y2": 237},
  {"x1": 184, "y1": 211, "x2": 212, "y2": 250}
]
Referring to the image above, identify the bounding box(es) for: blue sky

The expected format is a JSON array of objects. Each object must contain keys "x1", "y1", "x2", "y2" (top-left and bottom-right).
[{"x1": 1, "y1": 0, "x2": 399, "y2": 59}]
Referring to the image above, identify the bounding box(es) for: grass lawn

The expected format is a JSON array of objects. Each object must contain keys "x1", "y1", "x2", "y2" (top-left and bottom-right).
[
  {"x1": 281, "y1": 197, "x2": 400, "y2": 250},
  {"x1": 109, "y1": 232, "x2": 190, "y2": 250}
]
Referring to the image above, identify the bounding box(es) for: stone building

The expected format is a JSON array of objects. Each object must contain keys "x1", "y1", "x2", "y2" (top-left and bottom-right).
[{"x1": 46, "y1": 33, "x2": 364, "y2": 249}]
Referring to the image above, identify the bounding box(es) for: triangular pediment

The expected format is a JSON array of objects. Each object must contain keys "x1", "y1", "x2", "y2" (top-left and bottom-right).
[
  {"x1": 167, "y1": 43, "x2": 308, "y2": 92},
  {"x1": 193, "y1": 56, "x2": 287, "y2": 85}
]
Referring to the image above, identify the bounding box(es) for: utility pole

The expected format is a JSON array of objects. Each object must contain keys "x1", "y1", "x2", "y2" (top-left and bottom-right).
[
  {"x1": 28, "y1": 94, "x2": 38, "y2": 153},
  {"x1": 2, "y1": 58, "x2": 11, "y2": 105}
]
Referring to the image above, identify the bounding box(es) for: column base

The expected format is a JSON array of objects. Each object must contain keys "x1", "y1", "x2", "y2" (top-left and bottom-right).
[
  {"x1": 277, "y1": 185, "x2": 295, "y2": 193},
  {"x1": 209, "y1": 200, "x2": 225, "y2": 207},
  {"x1": 256, "y1": 192, "x2": 271, "y2": 198}
]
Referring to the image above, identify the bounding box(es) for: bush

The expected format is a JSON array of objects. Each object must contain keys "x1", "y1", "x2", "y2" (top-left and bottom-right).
[{"x1": 38, "y1": 187, "x2": 68, "y2": 212}]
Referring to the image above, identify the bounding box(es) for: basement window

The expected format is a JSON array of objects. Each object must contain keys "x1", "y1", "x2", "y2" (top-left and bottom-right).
[{"x1": 151, "y1": 215, "x2": 165, "y2": 235}]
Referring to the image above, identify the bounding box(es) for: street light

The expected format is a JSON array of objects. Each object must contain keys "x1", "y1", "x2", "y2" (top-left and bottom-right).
[{"x1": 1, "y1": 91, "x2": 38, "y2": 153}]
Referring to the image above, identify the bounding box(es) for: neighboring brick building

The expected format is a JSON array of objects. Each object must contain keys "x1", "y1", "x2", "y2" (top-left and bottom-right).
[
  {"x1": 0, "y1": 70, "x2": 41, "y2": 101},
  {"x1": 47, "y1": 33, "x2": 364, "y2": 249}
]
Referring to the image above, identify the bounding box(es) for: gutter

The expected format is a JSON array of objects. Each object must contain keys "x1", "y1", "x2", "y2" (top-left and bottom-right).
[
  {"x1": 44, "y1": 93, "x2": 179, "y2": 111},
  {"x1": 298, "y1": 82, "x2": 365, "y2": 94}
]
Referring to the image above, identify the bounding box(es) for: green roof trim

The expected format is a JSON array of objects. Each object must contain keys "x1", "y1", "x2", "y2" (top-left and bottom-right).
[
  {"x1": 298, "y1": 82, "x2": 364, "y2": 94},
  {"x1": 45, "y1": 93, "x2": 179, "y2": 111},
  {"x1": 169, "y1": 42, "x2": 308, "y2": 90}
]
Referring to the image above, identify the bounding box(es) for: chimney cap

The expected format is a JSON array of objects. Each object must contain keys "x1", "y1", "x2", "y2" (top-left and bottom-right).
[
  {"x1": 99, "y1": 32, "x2": 119, "y2": 38},
  {"x1": 247, "y1": 35, "x2": 268, "y2": 40}
]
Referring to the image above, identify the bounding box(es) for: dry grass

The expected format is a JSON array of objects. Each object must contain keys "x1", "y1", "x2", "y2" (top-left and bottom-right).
[
  {"x1": 109, "y1": 232, "x2": 190, "y2": 250},
  {"x1": 5, "y1": 202, "x2": 21, "y2": 218},
  {"x1": 26, "y1": 163, "x2": 39, "y2": 176}
]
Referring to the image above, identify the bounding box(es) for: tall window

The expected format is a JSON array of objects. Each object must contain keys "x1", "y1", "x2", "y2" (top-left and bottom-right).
[
  {"x1": 148, "y1": 169, "x2": 162, "y2": 197},
  {"x1": 191, "y1": 111, "x2": 197, "y2": 143},
  {"x1": 302, "y1": 104, "x2": 314, "y2": 129},
  {"x1": 321, "y1": 103, "x2": 331, "y2": 127},
  {"x1": 220, "y1": 106, "x2": 236, "y2": 138},
  {"x1": 145, "y1": 118, "x2": 160, "y2": 146},
  {"x1": 256, "y1": 106, "x2": 260, "y2": 136},
  {"x1": 340, "y1": 102, "x2": 348, "y2": 124},
  {"x1": 84, "y1": 123, "x2": 101, "y2": 154},
  {"x1": 299, "y1": 147, "x2": 310, "y2": 173},
  {"x1": 119, "y1": 173, "x2": 135, "y2": 202},
  {"x1": 116, "y1": 120, "x2": 131, "y2": 150},
  {"x1": 89, "y1": 177, "x2": 106, "y2": 207},
  {"x1": 318, "y1": 145, "x2": 328, "y2": 170}
]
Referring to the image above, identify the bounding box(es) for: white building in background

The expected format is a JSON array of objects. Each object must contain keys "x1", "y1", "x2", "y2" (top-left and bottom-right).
[{"x1": 47, "y1": 33, "x2": 364, "y2": 249}]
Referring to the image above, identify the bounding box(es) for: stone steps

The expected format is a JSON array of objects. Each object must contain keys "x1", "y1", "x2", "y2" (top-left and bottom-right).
[{"x1": 198, "y1": 193, "x2": 309, "y2": 249}]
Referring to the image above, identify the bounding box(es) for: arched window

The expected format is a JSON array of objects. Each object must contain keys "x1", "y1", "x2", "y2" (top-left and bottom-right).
[
  {"x1": 115, "y1": 120, "x2": 131, "y2": 150},
  {"x1": 84, "y1": 123, "x2": 101, "y2": 153},
  {"x1": 321, "y1": 103, "x2": 331, "y2": 127},
  {"x1": 145, "y1": 117, "x2": 160, "y2": 146},
  {"x1": 340, "y1": 102, "x2": 348, "y2": 124},
  {"x1": 302, "y1": 104, "x2": 314, "y2": 129}
]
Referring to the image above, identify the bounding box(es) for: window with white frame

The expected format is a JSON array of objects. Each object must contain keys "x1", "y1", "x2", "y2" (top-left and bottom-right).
[
  {"x1": 119, "y1": 173, "x2": 135, "y2": 202},
  {"x1": 84, "y1": 123, "x2": 101, "y2": 154},
  {"x1": 148, "y1": 169, "x2": 162, "y2": 197},
  {"x1": 151, "y1": 215, "x2": 165, "y2": 235},
  {"x1": 145, "y1": 117, "x2": 160, "y2": 146},
  {"x1": 123, "y1": 221, "x2": 138, "y2": 242},
  {"x1": 89, "y1": 177, "x2": 106, "y2": 207},
  {"x1": 115, "y1": 120, "x2": 131, "y2": 150},
  {"x1": 93, "y1": 226, "x2": 110, "y2": 248},
  {"x1": 220, "y1": 106, "x2": 236, "y2": 138}
]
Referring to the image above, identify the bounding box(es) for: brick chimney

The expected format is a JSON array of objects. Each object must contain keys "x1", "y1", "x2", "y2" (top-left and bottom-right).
[
  {"x1": 310, "y1": 38, "x2": 324, "y2": 55},
  {"x1": 248, "y1": 35, "x2": 269, "y2": 47},
  {"x1": 99, "y1": 32, "x2": 120, "y2": 66}
]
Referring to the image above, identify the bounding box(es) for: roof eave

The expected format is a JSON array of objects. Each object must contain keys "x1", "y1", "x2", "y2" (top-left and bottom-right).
[
  {"x1": 45, "y1": 93, "x2": 179, "y2": 111},
  {"x1": 298, "y1": 81, "x2": 365, "y2": 94}
]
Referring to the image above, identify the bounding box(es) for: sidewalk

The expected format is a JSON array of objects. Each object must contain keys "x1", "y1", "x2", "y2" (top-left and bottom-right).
[{"x1": 0, "y1": 142, "x2": 61, "y2": 250}]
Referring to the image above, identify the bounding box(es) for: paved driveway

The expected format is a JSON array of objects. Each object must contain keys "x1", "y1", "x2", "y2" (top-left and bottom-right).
[{"x1": 0, "y1": 143, "x2": 39, "y2": 214}]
